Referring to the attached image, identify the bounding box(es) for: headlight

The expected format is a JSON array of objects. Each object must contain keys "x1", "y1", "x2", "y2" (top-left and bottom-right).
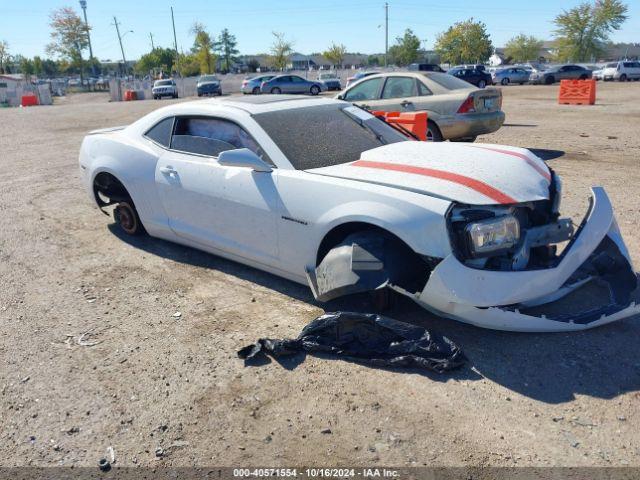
[{"x1": 466, "y1": 215, "x2": 520, "y2": 257}]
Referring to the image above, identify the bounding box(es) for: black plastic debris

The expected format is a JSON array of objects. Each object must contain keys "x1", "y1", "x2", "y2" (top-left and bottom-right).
[{"x1": 238, "y1": 312, "x2": 465, "y2": 373}]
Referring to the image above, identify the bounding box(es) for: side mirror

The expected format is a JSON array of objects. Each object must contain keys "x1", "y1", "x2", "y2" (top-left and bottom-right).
[
  {"x1": 218, "y1": 148, "x2": 272, "y2": 173},
  {"x1": 337, "y1": 94, "x2": 344, "y2": 100}
]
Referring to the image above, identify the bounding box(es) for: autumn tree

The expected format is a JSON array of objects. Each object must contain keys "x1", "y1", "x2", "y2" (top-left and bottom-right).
[
  {"x1": 0, "y1": 40, "x2": 9, "y2": 74},
  {"x1": 215, "y1": 28, "x2": 239, "y2": 73},
  {"x1": 553, "y1": 0, "x2": 628, "y2": 61},
  {"x1": 504, "y1": 34, "x2": 543, "y2": 63},
  {"x1": 270, "y1": 32, "x2": 293, "y2": 71},
  {"x1": 135, "y1": 47, "x2": 176, "y2": 76},
  {"x1": 323, "y1": 43, "x2": 347, "y2": 68},
  {"x1": 388, "y1": 29, "x2": 421, "y2": 66},
  {"x1": 435, "y1": 18, "x2": 493, "y2": 65},
  {"x1": 46, "y1": 7, "x2": 90, "y2": 82},
  {"x1": 191, "y1": 22, "x2": 216, "y2": 74}
]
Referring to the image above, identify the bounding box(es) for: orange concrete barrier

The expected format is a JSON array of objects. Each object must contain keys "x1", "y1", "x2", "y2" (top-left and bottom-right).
[
  {"x1": 21, "y1": 94, "x2": 39, "y2": 107},
  {"x1": 371, "y1": 110, "x2": 429, "y2": 141},
  {"x1": 124, "y1": 90, "x2": 137, "y2": 101},
  {"x1": 558, "y1": 79, "x2": 596, "y2": 105}
]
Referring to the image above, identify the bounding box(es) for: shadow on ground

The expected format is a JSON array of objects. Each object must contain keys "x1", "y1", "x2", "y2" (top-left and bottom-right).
[
  {"x1": 110, "y1": 224, "x2": 640, "y2": 404},
  {"x1": 528, "y1": 148, "x2": 566, "y2": 161}
]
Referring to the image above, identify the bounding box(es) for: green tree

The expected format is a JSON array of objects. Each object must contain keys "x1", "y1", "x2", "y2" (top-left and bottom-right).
[
  {"x1": 190, "y1": 22, "x2": 216, "y2": 74},
  {"x1": 390, "y1": 29, "x2": 421, "y2": 66},
  {"x1": 42, "y1": 58, "x2": 60, "y2": 76},
  {"x1": 46, "y1": 7, "x2": 90, "y2": 82},
  {"x1": 215, "y1": 28, "x2": 239, "y2": 73},
  {"x1": 20, "y1": 57, "x2": 35, "y2": 77},
  {"x1": 0, "y1": 40, "x2": 9, "y2": 74},
  {"x1": 435, "y1": 18, "x2": 493, "y2": 65},
  {"x1": 322, "y1": 43, "x2": 347, "y2": 68},
  {"x1": 246, "y1": 58, "x2": 260, "y2": 72},
  {"x1": 32, "y1": 56, "x2": 44, "y2": 76},
  {"x1": 176, "y1": 52, "x2": 201, "y2": 77},
  {"x1": 135, "y1": 47, "x2": 176, "y2": 76},
  {"x1": 504, "y1": 34, "x2": 543, "y2": 63},
  {"x1": 270, "y1": 32, "x2": 293, "y2": 71},
  {"x1": 553, "y1": 0, "x2": 628, "y2": 62}
]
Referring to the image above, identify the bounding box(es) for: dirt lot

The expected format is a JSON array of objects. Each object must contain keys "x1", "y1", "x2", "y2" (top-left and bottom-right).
[{"x1": 1, "y1": 82, "x2": 639, "y2": 469}]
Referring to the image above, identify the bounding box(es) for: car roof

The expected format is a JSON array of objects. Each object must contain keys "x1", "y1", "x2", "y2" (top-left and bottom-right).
[{"x1": 168, "y1": 95, "x2": 341, "y2": 115}]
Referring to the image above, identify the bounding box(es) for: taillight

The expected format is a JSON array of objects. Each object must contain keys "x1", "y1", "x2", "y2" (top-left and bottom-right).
[
  {"x1": 242, "y1": 80, "x2": 248, "y2": 86},
  {"x1": 457, "y1": 96, "x2": 476, "y2": 114}
]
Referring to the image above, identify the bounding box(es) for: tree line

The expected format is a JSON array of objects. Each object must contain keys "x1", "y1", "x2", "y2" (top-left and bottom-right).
[{"x1": 0, "y1": 0, "x2": 630, "y2": 79}]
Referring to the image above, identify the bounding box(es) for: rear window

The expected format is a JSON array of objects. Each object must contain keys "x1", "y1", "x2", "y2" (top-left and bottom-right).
[
  {"x1": 253, "y1": 104, "x2": 407, "y2": 170},
  {"x1": 426, "y1": 72, "x2": 473, "y2": 90},
  {"x1": 144, "y1": 117, "x2": 174, "y2": 147}
]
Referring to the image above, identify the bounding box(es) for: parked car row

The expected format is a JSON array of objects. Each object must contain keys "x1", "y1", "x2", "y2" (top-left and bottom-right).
[{"x1": 592, "y1": 61, "x2": 640, "y2": 81}]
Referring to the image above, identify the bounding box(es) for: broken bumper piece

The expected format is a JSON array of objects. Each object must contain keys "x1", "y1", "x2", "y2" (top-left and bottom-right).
[{"x1": 413, "y1": 187, "x2": 639, "y2": 332}]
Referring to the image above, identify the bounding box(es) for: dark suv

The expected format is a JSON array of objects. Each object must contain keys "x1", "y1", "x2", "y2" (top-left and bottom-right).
[{"x1": 447, "y1": 67, "x2": 493, "y2": 88}]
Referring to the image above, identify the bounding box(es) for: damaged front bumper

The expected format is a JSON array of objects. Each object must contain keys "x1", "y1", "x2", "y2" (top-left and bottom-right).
[
  {"x1": 412, "y1": 187, "x2": 639, "y2": 331},
  {"x1": 307, "y1": 187, "x2": 639, "y2": 332}
]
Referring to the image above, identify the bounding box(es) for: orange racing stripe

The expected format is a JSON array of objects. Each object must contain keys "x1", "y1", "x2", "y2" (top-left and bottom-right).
[
  {"x1": 351, "y1": 160, "x2": 517, "y2": 204},
  {"x1": 469, "y1": 145, "x2": 551, "y2": 182}
]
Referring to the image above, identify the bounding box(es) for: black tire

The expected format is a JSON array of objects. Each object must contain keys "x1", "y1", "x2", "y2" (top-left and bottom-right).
[
  {"x1": 478, "y1": 79, "x2": 487, "y2": 88},
  {"x1": 501, "y1": 77, "x2": 510, "y2": 86},
  {"x1": 114, "y1": 200, "x2": 145, "y2": 236},
  {"x1": 271, "y1": 87, "x2": 281, "y2": 94},
  {"x1": 310, "y1": 85, "x2": 320, "y2": 95},
  {"x1": 579, "y1": 74, "x2": 588, "y2": 80},
  {"x1": 426, "y1": 120, "x2": 443, "y2": 142},
  {"x1": 619, "y1": 74, "x2": 627, "y2": 82},
  {"x1": 197, "y1": 93, "x2": 202, "y2": 97},
  {"x1": 173, "y1": 93, "x2": 178, "y2": 99},
  {"x1": 451, "y1": 136, "x2": 477, "y2": 143},
  {"x1": 252, "y1": 86, "x2": 260, "y2": 94},
  {"x1": 545, "y1": 75, "x2": 555, "y2": 85}
]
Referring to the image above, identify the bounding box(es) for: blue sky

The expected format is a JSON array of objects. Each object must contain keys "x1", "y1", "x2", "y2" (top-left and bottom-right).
[{"x1": 1, "y1": 0, "x2": 639, "y2": 61}]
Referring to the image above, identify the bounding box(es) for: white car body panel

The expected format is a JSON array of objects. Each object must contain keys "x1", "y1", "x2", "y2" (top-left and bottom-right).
[{"x1": 80, "y1": 96, "x2": 638, "y2": 332}]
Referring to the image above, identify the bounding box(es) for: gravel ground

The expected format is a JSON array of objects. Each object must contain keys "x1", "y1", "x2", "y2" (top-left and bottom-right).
[{"x1": 1, "y1": 82, "x2": 639, "y2": 469}]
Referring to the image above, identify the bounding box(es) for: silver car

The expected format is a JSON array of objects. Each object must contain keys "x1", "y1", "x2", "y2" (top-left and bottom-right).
[
  {"x1": 492, "y1": 67, "x2": 531, "y2": 85},
  {"x1": 259, "y1": 75, "x2": 327, "y2": 95},
  {"x1": 241, "y1": 74, "x2": 276, "y2": 94},
  {"x1": 338, "y1": 72, "x2": 504, "y2": 142},
  {"x1": 529, "y1": 64, "x2": 592, "y2": 84}
]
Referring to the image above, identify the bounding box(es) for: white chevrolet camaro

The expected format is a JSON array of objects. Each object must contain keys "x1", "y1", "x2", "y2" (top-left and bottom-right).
[{"x1": 79, "y1": 95, "x2": 639, "y2": 332}]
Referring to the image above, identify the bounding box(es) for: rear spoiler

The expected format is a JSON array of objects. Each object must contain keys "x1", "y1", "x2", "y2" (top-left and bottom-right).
[{"x1": 88, "y1": 125, "x2": 127, "y2": 135}]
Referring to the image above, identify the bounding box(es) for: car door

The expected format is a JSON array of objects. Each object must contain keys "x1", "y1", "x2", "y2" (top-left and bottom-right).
[
  {"x1": 369, "y1": 76, "x2": 419, "y2": 111},
  {"x1": 341, "y1": 77, "x2": 384, "y2": 109},
  {"x1": 155, "y1": 115, "x2": 280, "y2": 262}
]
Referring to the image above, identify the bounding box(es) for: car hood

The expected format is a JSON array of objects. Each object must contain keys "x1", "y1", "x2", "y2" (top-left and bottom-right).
[{"x1": 307, "y1": 141, "x2": 552, "y2": 205}]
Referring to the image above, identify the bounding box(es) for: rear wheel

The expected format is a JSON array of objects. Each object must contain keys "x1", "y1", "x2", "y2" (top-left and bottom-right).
[
  {"x1": 252, "y1": 86, "x2": 260, "y2": 94},
  {"x1": 310, "y1": 85, "x2": 320, "y2": 95},
  {"x1": 271, "y1": 87, "x2": 282, "y2": 94},
  {"x1": 114, "y1": 201, "x2": 144, "y2": 236},
  {"x1": 619, "y1": 74, "x2": 627, "y2": 82},
  {"x1": 426, "y1": 120, "x2": 443, "y2": 142},
  {"x1": 579, "y1": 74, "x2": 588, "y2": 80},
  {"x1": 545, "y1": 75, "x2": 555, "y2": 85},
  {"x1": 478, "y1": 79, "x2": 487, "y2": 88},
  {"x1": 501, "y1": 77, "x2": 510, "y2": 86}
]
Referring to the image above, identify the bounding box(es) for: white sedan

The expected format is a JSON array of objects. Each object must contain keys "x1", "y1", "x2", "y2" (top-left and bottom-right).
[{"x1": 79, "y1": 95, "x2": 639, "y2": 332}]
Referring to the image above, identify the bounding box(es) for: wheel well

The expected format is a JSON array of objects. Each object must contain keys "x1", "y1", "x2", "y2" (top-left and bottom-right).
[
  {"x1": 315, "y1": 222, "x2": 437, "y2": 295},
  {"x1": 93, "y1": 172, "x2": 130, "y2": 206}
]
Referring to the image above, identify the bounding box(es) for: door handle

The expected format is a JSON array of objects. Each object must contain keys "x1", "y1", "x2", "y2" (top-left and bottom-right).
[
  {"x1": 400, "y1": 100, "x2": 413, "y2": 107},
  {"x1": 160, "y1": 166, "x2": 177, "y2": 175},
  {"x1": 360, "y1": 104, "x2": 370, "y2": 110}
]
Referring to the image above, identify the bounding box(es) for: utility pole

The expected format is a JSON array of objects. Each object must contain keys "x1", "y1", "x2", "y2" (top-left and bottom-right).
[
  {"x1": 79, "y1": 0, "x2": 93, "y2": 59},
  {"x1": 113, "y1": 16, "x2": 127, "y2": 75},
  {"x1": 384, "y1": 2, "x2": 389, "y2": 67},
  {"x1": 171, "y1": 6, "x2": 179, "y2": 76},
  {"x1": 149, "y1": 32, "x2": 155, "y2": 50}
]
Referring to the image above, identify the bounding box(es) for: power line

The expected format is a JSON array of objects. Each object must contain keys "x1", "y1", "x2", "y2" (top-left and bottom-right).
[{"x1": 384, "y1": 2, "x2": 389, "y2": 67}]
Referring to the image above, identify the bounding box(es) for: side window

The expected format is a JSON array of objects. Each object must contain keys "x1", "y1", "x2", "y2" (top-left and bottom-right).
[
  {"x1": 291, "y1": 76, "x2": 304, "y2": 83},
  {"x1": 417, "y1": 80, "x2": 432, "y2": 96},
  {"x1": 623, "y1": 62, "x2": 632, "y2": 68},
  {"x1": 144, "y1": 117, "x2": 174, "y2": 148},
  {"x1": 381, "y1": 77, "x2": 417, "y2": 99},
  {"x1": 343, "y1": 77, "x2": 383, "y2": 101},
  {"x1": 170, "y1": 117, "x2": 266, "y2": 160}
]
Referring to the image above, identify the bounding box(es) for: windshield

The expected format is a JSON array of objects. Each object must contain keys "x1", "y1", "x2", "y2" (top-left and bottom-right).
[
  {"x1": 156, "y1": 80, "x2": 173, "y2": 86},
  {"x1": 426, "y1": 72, "x2": 473, "y2": 90},
  {"x1": 606, "y1": 63, "x2": 617, "y2": 68},
  {"x1": 199, "y1": 75, "x2": 219, "y2": 82},
  {"x1": 253, "y1": 104, "x2": 407, "y2": 170}
]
